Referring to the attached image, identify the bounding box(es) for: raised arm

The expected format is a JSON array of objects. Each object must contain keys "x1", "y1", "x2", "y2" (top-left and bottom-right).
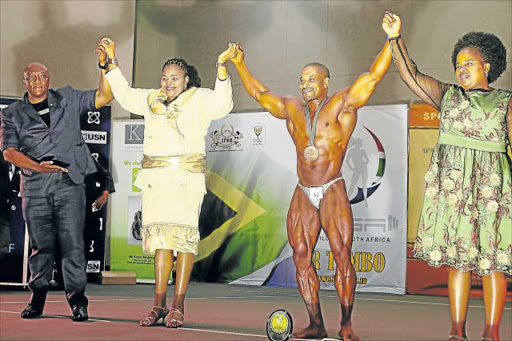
[
  {"x1": 230, "y1": 44, "x2": 288, "y2": 119},
  {"x1": 343, "y1": 39, "x2": 392, "y2": 111},
  {"x1": 94, "y1": 43, "x2": 114, "y2": 109},
  {"x1": 99, "y1": 37, "x2": 152, "y2": 116},
  {"x1": 200, "y1": 44, "x2": 236, "y2": 120},
  {"x1": 383, "y1": 12, "x2": 450, "y2": 110}
]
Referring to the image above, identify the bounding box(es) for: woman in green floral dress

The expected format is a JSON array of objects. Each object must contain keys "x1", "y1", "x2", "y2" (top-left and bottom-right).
[{"x1": 383, "y1": 12, "x2": 511, "y2": 341}]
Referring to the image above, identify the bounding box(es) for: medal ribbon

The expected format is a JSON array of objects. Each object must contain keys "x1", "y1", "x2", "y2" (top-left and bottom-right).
[{"x1": 304, "y1": 97, "x2": 328, "y2": 146}]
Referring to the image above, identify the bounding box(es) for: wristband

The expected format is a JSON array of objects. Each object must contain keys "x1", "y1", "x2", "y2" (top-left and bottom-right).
[
  {"x1": 98, "y1": 62, "x2": 108, "y2": 70},
  {"x1": 216, "y1": 62, "x2": 226, "y2": 67},
  {"x1": 388, "y1": 35, "x2": 401, "y2": 42},
  {"x1": 106, "y1": 57, "x2": 119, "y2": 65}
]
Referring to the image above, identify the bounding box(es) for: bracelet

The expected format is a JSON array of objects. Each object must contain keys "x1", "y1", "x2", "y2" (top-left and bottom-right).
[
  {"x1": 98, "y1": 62, "x2": 108, "y2": 70},
  {"x1": 216, "y1": 62, "x2": 226, "y2": 67},
  {"x1": 388, "y1": 35, "x2": 401, "y2": 42},
  {"x1": 106, "y1": 57, "x2": 119, "y2": 65}
]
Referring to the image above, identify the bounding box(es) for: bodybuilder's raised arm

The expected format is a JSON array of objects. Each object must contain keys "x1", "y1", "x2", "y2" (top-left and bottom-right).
[
  {"x1": 230, "y1": 44, "x2": 288, "y2": 120},
  {"x1": 343, "y1": 40, "x2": 392, "y2": 111}
]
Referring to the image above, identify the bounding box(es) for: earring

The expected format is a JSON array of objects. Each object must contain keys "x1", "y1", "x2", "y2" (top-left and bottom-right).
[{"x1": 485, "y1": 71, "x2": 488, "y2": 77}]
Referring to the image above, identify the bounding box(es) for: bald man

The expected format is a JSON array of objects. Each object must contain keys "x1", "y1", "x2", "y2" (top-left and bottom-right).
[
  {"x1": 0, "y1": 55, "x2": 112, "y2": 322},
  {"x1": 229, "y1": 36, "x2": 391, "y2": 340}
]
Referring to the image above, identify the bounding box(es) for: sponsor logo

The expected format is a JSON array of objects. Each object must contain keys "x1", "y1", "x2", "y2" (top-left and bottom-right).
[
  {"x1": 82, "y1": 130, "x2": 107, "y2": 144},
  {"x1": 87, "y1": 111, "x2": 101, "y2": 124},
  {"x1": 91, "y1": 153, "x2": 99, "y2": 161},
  {"x1": 252, "y1": 124, "x2": 264, "y2": 149},
  {"x1": 132, "y1": 168, "x2": 141, "y2": 192},
  {"x1": 317, "y1": 215, "x2": 398, "y2": 241},
  {"x1": 343, "y1": 126, "x2": 386, "y2": 205},
  {"x1": 125, "y1": 124, "x2": 145, "y2": 144},
  {"x1": 354, "y1": 215, "x2": 398, "y2": 233},
  {"x1": 86, "y1": 260, "x2": 101, "y2": 273},
  {"x1": 209, "y1": 125, "x2": 243, "y2": 151}
]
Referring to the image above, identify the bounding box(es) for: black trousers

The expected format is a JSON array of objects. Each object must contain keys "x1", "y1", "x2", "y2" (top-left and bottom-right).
[{"x1": 23, "y1": 175, "x2": 88, "y2": 308}]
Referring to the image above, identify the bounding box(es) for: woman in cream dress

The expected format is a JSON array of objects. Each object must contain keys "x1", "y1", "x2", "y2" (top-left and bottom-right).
[{"x1": 99, "y1": 38, "x2": 235, "y2": 328}]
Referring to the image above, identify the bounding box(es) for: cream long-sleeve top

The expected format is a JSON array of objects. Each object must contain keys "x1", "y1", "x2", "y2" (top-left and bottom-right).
[{"x1": 105, "y1": 67, "x2": 234, "y2": 156}]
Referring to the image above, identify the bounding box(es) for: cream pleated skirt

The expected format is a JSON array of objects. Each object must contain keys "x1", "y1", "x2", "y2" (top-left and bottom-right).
[{"x1": 134, "y1": 167, "x2": 206, "y2": 255}]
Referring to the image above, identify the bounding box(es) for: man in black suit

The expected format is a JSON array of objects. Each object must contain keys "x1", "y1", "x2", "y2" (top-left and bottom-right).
[{"x1": 0, "y1": 51, "x2": 113, "y2": 321}]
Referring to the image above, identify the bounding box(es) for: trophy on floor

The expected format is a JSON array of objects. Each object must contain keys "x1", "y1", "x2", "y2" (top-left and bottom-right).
[{"x1": 266, "y1": 309, "x2": 293, "y2": 341}]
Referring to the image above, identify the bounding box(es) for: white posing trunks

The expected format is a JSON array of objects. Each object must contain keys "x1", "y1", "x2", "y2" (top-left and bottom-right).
[{"x1": 298, "y1": 176, "x2": 344, "y2": 209}]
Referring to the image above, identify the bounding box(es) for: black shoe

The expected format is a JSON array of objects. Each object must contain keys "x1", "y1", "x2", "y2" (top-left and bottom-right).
[
  {"x1": 71, "y1": 305, "x2": 88, "y2": 322},
  {"x1": 21, "y1": 304, "x2": 43, "y2": 319}
]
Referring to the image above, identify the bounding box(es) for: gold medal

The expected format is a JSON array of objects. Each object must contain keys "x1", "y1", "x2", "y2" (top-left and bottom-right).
[{"x1": 304, "y1": 145, "x2": 319, "y2": 161}]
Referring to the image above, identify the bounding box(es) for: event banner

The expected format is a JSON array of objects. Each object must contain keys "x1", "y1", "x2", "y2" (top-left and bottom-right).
[
  {"x1": 110, "y1": 105, "x2": 407, "y2": 294},
  {"x1": 109, "y1": 120, "x2": 151, "y2": 279},
  {"x1": 80, "y1": 106, "x2": 112, "y2": 279}
]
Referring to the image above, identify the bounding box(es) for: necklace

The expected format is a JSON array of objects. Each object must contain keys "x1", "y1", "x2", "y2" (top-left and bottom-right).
[{"x1": 303, "y1": 97, "x2": 327, "y2": 161}]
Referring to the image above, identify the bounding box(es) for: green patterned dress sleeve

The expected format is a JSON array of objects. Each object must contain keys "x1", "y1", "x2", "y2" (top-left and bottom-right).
[{"x1": 413, "y1": 85, "x2": 512, "y2": 275}]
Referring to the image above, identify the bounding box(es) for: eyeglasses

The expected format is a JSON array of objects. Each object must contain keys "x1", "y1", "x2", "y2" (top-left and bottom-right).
[{"x1": 24, "y1": 73, "x2": 49, "y2": 82}]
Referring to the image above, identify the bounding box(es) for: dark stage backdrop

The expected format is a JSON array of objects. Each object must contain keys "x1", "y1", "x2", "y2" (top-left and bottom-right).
[
  {"x1": 0, "y1": 97, "x2": 25, "y2": 285},
  {"x1": 80, "y1": 105, "x2": 112, "y2": 281}
]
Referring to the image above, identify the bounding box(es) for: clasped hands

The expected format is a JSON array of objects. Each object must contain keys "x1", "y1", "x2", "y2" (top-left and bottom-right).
[
  {"x1": 382, "y1": 11, "x2": 401, "y2": 39},
  {"x1": 95, "y1": 37, "x2": 116, "y2": 67}
]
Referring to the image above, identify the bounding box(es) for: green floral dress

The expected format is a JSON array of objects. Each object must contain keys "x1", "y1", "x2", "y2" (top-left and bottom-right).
[
  {"x1": 389, "y1": 37, "x2": 512, "y2": 275},
  {"x1": 413, "y1": 85, "x2": 512, "y2": 275}
]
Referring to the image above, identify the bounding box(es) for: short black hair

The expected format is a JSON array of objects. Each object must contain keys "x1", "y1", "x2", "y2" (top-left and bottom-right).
[
  {"x1": 303, "y1": 62, "x2": 330, "y2": 79},
  {"x1": 451, "y1": 32, "x2": 507, "y2": 84},
  {"x1": 162, "y1": 58, "x2": 201, "y2": 88}
]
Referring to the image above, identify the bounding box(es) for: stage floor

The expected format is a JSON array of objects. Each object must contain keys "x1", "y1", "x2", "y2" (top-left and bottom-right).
[{"x1": 1, "y1": 282, "x2": 511, "y2": 340}]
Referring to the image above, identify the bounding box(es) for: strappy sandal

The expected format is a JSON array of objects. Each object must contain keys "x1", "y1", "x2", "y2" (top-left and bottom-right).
[
  {"x1": 165, "y1": 307, "x2": 184, "y2": 328},
  {"x1": 449, "y1": 335, "x2": 468, "y2": 341},
  {"x1": 139, "y1": 306, "x2": 169, "y2": 326},
  {"x1": 481, "y1": 338, "x2": 495, "y2": 341}
]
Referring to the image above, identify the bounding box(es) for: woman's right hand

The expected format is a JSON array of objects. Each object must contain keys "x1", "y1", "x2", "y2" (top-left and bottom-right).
[{"x1": 382, "y1": 11, "x2": 401, "y2": 38}]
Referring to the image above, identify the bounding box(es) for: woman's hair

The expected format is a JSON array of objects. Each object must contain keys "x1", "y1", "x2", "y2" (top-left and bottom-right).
[
  {"x1": 161, "y1": 58, "x2": 201, "y2": 88},
  {"x1": 451, "y1": 32, "x2": 507, "y2": 84}
]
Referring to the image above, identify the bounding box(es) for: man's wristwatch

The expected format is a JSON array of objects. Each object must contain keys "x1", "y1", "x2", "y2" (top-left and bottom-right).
[{"x1": 106, "y1": 57, "x2": 119, "y2": 65}]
